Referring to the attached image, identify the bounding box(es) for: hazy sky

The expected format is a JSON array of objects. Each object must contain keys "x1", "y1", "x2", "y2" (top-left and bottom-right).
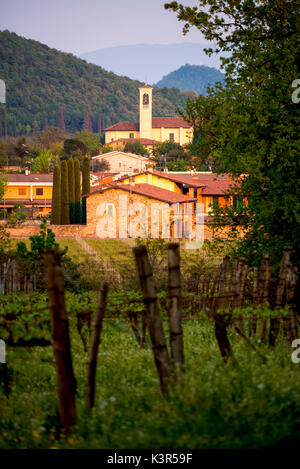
[{"x1": 0, "y1": 0, "x2": 208, "y2": 54}]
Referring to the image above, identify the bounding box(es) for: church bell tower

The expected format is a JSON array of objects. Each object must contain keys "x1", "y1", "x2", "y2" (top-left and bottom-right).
[{"x1": 139, "y1": 84, "x2": 152, "y2": 139}]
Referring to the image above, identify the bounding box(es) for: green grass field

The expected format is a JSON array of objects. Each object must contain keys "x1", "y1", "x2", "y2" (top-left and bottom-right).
[{"x1": 1, "y1": 317, "x2": 299, "y2": 449}]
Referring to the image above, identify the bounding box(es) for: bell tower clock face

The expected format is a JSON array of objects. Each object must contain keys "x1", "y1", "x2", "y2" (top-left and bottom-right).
[{"x1": 143, "y1": 93, "x2": 149, "y2": 106}]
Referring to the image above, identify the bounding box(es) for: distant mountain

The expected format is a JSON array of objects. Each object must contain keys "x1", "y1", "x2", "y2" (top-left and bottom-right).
[
  {"x1": 0, "y1": 31, "x2": 196, "y2": 136},
  {"x1": 156, "y1": 64, "x2": 224, "y2": 95},
  {"x1": 79, "y1": 43, "x2": 224, "y2": 84}
]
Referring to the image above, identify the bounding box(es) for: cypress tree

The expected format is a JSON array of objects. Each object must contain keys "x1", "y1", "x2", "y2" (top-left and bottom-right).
[
  {"x1": 51, "y1": 164, "x2": 61, "y2": 225},
  {"x1": 74, "y1": 158, "x2": 81, "y2": 224},
  {"x1": 67, "y1": 158, "x2": 75, "y2": 224},
  {"x1": 60, "y1": 160, "x2": 70, "y2": 224},
  {"x1": 81, "y1": 156, "x2": 90, "y2": 224}
]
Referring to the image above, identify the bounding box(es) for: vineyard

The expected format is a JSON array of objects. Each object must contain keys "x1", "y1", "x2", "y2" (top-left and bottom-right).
[{"x1": 0, "y1": 228, "x2": 300, "y2": 449}]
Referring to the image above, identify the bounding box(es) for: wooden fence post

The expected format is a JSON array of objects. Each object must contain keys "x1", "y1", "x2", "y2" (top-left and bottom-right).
[
  {"x1": 133, "y1": 246, "x2": 171, "y2": 395},
  {"x1": 86, "y1": 282, "x2": 108, "y2": 410},
  {"x1": 45, "y1": 250, "x2": 76, "y2": 433},
  {"x1": 168, "y1": 243, "x2": 184, "y2": 374}
]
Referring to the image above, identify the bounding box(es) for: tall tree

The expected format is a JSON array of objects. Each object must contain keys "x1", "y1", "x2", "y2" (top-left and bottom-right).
[
  {"x1": 57, "y1": 108, "x2": 65, "y2": 131},
  {"x1": 43, "y1": 112, "x2": 48, "y2": 130},
  {"x1": 13, "y1": 116, "x2": 17, "y2": 138},
  {"x1": 51, "y1": 164, "x2": 61, "y2": 225},
  {"x1": 97, "y1": 113, "x2": 102, "y2": 134},
  {"x1": 3, "y1": 106, "x2": 7, "y2": 138},
  {"x1": 74, "y1": 158, "x2": 81, "y2": 224},
  {"x1": 67, "y1": 158, "x2": 75, "y2": 224},
  {"x1": 82, "y1": 111, "x2": 92, "y2": 132},
  {"x1": 60, "y1": 160, "x2": 69, "y2": 225},
  {"x1": 165, "y1": 0, "x2": 300, "y2": 266},
  {"x1": 81, "y1": 156, "x2": 90, "y2": 224}
]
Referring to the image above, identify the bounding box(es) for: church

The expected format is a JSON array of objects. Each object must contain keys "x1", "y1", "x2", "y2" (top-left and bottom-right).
[{"x1": 104, "y1": 85, "x2": 193, "y2": 148}]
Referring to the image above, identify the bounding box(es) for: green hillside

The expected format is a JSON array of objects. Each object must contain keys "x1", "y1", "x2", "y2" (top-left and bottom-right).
[
  {"x1": 0, "y1": 31, "x2": 195, "y2": 136},
  {"x1": 156, "y1": 64, "x2": 224, "y2": 95}
]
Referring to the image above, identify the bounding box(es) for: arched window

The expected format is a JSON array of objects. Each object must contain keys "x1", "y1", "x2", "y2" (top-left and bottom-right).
[{"x1": 143, "y1": 93, "x2": 149, "y2": 105}]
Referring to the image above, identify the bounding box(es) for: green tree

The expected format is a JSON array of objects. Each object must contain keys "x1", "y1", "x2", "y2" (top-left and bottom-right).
[
  {"x1": 51, "y1": 164, "x2": 61, "y2": 225},
  {"x1": 165, "y1": 0, "x2": 300, "y2": 266},
  {"x1": 64, "y1": 138, "x2": 87, "y2": 160},
  {"x1": 167, "y1": 158, "x2": 189, "y2": 171},
  {"x1": 32, "y1": 149, "x2": 54, "y2": 173},
  {"x1": 67, "y1": 158, "x2": 75, "y2": 224},
  {"x1": 123, "y1": 141, "x2": 149, "y2": 156},
  {"x1": 60, "y1": 160, "x2": 69, "y2": 225},
  {"x1": 74, "y1": 158, "x2": 81, "y2": 224},
  {"x1": 14, "y1": 136, "x2": 29, "y2": 167},
  {"x1": 81, "y1": 156, "x2": 90, "y2": 224},
  {"x1": 76, "y1": 131, "x2": 101, "y2": 156}
]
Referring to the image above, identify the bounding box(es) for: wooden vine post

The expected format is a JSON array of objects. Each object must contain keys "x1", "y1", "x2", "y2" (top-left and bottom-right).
[
  {"x1": 45, "y1": 250, "x2": 76, "y2": 433},
  {"x1": 212, "y1": 257, "x2": 233, "y2": 362},
  {"x1": 86, "y1": 282, "x2": 108, "y2": 410},
  {"x1": 133, "y1": 245, "x2": 171, "y2": 395},
  {"x1": 168, "y1": 243, "x2": 184, "y2": 374}
]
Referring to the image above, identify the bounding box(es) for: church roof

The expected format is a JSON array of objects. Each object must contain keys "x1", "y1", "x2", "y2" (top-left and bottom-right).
[{"x1": 105, "y1": 117, "x2": 191, "y2": 132}]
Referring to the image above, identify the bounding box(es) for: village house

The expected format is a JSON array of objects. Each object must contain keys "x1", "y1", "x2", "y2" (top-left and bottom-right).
[
  {"x1": 104, "y1": 138, "x2": 160, "y2": 155},
  {"x1": 118, "y1": 170, "x2": 236, "y2": 215},
  {"x1": 83, "y1": 182, "x2": 201, "y2": 240},
  {"x1": 104, "y1": 85, "x2": 193, "y2": 147},
  {"x1": 0, "y1": 173, "x2": 53, "y2": 217},
  {"x1": 91, "y1": 150, "x2": 155, "y2": 175}
]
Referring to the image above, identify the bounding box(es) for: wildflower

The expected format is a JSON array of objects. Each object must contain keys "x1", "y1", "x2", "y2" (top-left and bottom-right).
[
  {"x1": 110, "y1": 396, "x2": 116, "y2": 402},
  {"x1": 257, "y1": 383, "x2": 265, "y2": 390}
]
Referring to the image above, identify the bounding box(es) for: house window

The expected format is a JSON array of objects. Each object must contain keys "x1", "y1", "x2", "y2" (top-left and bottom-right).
[
  {"x1": 36, "y1": 188, "x2": 43, "y2": 196},
  {"x1": 129, "y1": 133, "x2": 134, "y2": 139},
  {"x1": 207, "y1": 196, "x2": 219, "y2": 213},
  {"x1": 169, "y1": 133, "x2": 174, "y2": 142},
  {"x1": 18, "y1": 188, "x2": 26, "y2": 196},
  {"x1": 232, "y1": 195, "x2": 243, "y2": 210},
  {"x1": 106, "y1": 203, "x2": 114, "y2": 217}
]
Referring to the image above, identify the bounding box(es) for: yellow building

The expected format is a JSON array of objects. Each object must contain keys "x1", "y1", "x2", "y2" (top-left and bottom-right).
[
  {"x1": 104, "y1": 85, "x2": 193, "y2": 147},
  {"x1": 0, "y1": 173, "x2": 53, "y2": 217}
]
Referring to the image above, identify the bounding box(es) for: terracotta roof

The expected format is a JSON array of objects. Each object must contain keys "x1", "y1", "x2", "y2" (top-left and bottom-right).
[
  {"x1": 104, "y1": 122, "x2": 139, "y2": 131},
  {"x1": 139, "y1": 84, "x2": 153, "y2": 89},
  {"x1": 91, "y1": 172, "x2": 118, "y2": 178},
  {"x1": 85, "y1": 183, "x2": 196, "y2": 204},
  {"x1": 153, "y1": 171, "x2": 237, "y2": 194},
  {"x1": 152, "y1": 170, "x2": 206, "y2": 188},
  {"x1": 152, "y1": 117, "x2": 191, "y2": 129},
  {"x1": 0, "y1": 199, "x2": 52, "y2": 206},
  {"x1": 104, "y1": 117, "x2": 191, "y2": 132},
  {"x1": 7, "y1": 173, "x2": 53, "y2": 183}
]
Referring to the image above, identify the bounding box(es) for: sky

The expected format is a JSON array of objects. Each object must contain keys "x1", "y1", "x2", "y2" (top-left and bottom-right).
[{"x1": 0, "y1": 0, "x2": 209, "y2": 55}]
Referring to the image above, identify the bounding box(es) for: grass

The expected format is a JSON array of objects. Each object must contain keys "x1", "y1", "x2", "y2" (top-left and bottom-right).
[
  {"x1": 85, "y1": 239, "x2": 135, "y2": 272},
  {"x1": 57, "y1": 239, "x2": 89, "y2": 264},
  {"x1": 1, "y1": 316, "x2": 300, "y2": 449}
]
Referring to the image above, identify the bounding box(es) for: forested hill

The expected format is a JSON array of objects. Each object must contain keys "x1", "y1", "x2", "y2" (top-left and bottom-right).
[
  {"x1": 156, "y1": 64, "x2": 224, "y2": 95},
  {"x1": 0, "y1": 31, "x2": 195, "y2": 136}
]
